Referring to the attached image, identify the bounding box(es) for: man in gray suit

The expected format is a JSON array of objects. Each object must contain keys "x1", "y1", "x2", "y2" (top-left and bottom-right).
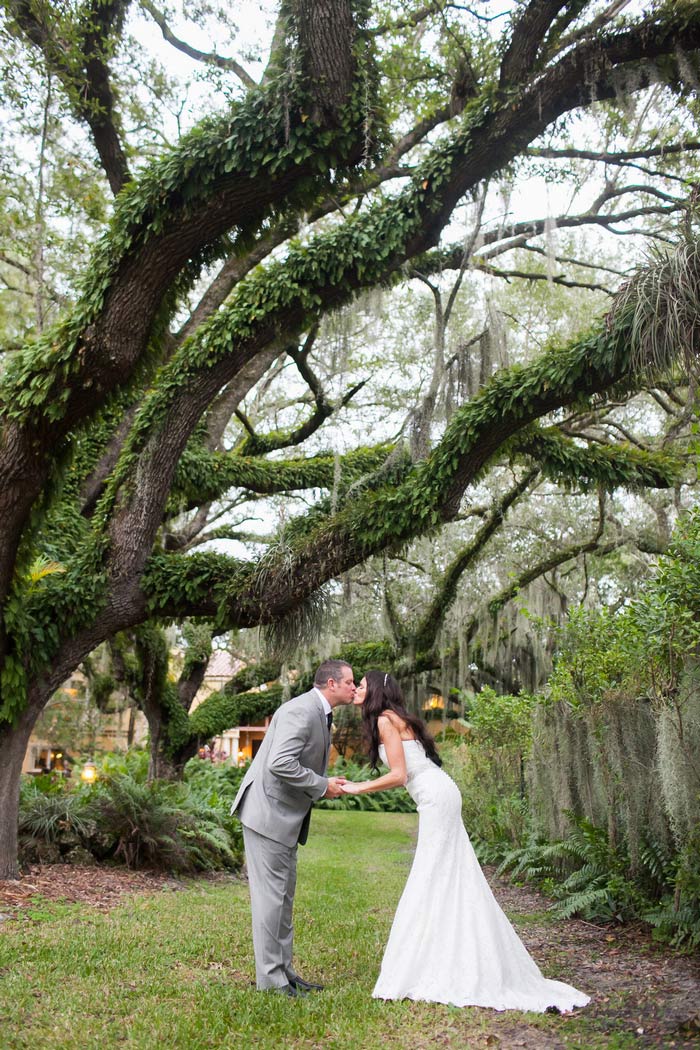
[{"x1": 231, "y1": 659, "x2": 355, "y2": 996}]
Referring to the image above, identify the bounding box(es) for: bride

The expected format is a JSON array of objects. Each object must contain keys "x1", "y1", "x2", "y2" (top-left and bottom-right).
[{"x1": 341, "y1": 670, "x2": 590, "y2": 1012}]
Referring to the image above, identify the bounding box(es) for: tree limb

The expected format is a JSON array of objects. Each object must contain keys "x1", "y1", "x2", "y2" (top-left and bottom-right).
[
  {"x1": 8, "y1": 0, "x2": 132, "y2": 194},
  {"x1": 140, "y1": 0, "x2": 257, "y2": 87},
  {"x1": 94, "y1": 6, "x2": 700, "y2": 597},
  {"x1": 499, "y1": 1, "x2": 569, "y2": 88},
  {"x1": 509, "y1": 425, "x2": 681, "y2": 492},
  {"x1": 135, "y1": 261, "x2": 696, "y2": 628},
  {"x1": 169, "y1": 442, "x2": 393, "y2": 512}
]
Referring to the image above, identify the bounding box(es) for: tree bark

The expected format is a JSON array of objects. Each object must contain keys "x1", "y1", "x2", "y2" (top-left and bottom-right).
[{"x1": 0, "y1": 713, "x2": 37, "y2": 879}]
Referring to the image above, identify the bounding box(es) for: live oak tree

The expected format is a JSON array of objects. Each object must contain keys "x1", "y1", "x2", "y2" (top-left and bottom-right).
[{"x1": 1, "y1": 0, "x2": 700, "y2": 877}]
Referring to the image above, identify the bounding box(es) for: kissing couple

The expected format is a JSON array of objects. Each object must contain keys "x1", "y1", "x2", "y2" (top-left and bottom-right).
[{"x1": 231, "y1": 659, "x2": 589, "y2": 1011}]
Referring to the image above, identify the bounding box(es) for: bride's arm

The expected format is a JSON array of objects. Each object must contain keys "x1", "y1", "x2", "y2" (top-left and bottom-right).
[{"x1": 341, "y1": 716, "x2": 407, "y2": 794}]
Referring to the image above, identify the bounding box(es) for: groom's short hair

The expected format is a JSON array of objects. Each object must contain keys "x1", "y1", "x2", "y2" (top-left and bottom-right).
[{"x1": 314, "y1": 659, "x2": 351, "y2": 688}]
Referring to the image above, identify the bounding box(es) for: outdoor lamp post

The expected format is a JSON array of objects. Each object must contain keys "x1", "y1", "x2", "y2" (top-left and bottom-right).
[{"x1": 80, "y1": 761, "x2": 97, "y2": 784}]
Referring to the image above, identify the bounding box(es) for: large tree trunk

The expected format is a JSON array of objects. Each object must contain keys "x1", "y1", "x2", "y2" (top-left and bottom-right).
[
  {"x1": 169, "y1": 739, "x2": 200, "y2": 778},
  {"x1": 0, "y1": 716, "x2": 35, "y2": 879},
  {"x1": 147, "y1": 721, "x2": 180, "y2": 781},
  {"x1": 146, "y1": 716, "x2": 199, "y2": 779}
]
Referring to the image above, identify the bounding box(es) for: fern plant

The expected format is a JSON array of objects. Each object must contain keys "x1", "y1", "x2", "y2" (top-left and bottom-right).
[
  {"x1": 89, "y1": 774, "x2": 242, "y2": 871},
  {"x1": 497, "y1": 819, "x2": 641, "y2": 923},
  {"x1": 643, "y1": 829, "x2": 700, "y2": 950},
  {"x1": 643, "y1": 900, "x2": 700, "y2": 952},
  {"x1": 496, "y1": 838, "x2": 562, "y2": 883}
]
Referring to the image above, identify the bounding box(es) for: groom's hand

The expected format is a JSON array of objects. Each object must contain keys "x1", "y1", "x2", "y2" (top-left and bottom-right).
[{"x1": 323, "y1": 777, "x2": 348, "y2": 799}]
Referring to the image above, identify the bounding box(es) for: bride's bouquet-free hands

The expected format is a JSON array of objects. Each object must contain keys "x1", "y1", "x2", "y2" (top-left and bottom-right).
[
  {"x1": 341, "y1": 781, "x2": 364, "y2": 794},
  {"x1": 323, "y1": 776, "x2": 348, "y2": 799}
]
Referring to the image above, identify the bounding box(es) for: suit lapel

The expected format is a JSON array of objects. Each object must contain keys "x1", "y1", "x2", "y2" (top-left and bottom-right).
[
  {"x1": 311, "y1": 690, "x2": 332, "y2": 769},
  {"x1": 310, "y1": 688, "x2": 329, "y2": 740}
]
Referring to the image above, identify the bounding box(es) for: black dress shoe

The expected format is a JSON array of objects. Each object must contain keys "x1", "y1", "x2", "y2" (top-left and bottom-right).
[
  {"x1": 289, "y1": 975, "x2": 324, "y2": 992},
  {"x1": 271, "y1": 984, "x2": 308, "y2": 997}
]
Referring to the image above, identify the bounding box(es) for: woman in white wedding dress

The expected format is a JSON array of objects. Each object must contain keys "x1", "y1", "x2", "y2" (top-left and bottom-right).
[{"x1": 341, "y1": 671, "x2": 590, "y2": 1013}]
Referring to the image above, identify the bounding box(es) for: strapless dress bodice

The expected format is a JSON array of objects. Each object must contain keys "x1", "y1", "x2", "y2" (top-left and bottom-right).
[
  {"x1": 379, "y1": 739, "x2": 460, "y2": 811},
  {"x1": 378, "y1": 739, "x2": 436, "y2": 780}
]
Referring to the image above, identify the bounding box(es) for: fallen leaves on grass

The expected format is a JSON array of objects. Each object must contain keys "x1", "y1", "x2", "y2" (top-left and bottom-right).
[{"x1": 0, "y1": 863, "x2": 180, "y2": 917}]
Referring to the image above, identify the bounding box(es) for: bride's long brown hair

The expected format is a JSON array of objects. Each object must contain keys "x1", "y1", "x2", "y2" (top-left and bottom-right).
[{"x1": 361, "y1": 670, "x2": 442, "y2": 769}]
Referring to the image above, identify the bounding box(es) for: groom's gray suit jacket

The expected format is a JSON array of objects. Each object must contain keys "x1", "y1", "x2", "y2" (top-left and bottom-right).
[{"x1": 231, "y1": 689, "x2": 331, "y2": 847}]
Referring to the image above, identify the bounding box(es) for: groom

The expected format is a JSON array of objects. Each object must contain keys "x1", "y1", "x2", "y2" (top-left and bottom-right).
[{"x1": 231, "y1": 659, "x2": 356, "y2": 996}]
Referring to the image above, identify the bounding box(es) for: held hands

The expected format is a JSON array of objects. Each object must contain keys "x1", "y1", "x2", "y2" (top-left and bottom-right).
[
  {"x1": 323, "y1": 776, "x2": 348, "y2": 799},
  {"x1": 324, "y1": 777, "x2": 367, "y2": 798}
]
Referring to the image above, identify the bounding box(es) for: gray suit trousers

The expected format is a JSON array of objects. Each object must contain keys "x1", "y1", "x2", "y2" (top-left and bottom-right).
[{"x1": 242, "y1": 823, "x2": 299, "y2": 990}]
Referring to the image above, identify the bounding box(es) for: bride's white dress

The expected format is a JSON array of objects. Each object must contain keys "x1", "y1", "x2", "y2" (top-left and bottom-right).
[{"x1": 372, "y1": 740, "x2": 590, "y2": 1012}]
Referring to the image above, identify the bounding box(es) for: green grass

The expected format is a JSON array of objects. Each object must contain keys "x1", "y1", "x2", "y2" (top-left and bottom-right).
[{"x1": 0, "y1": 812, "x2": 639, "y2": 1049}]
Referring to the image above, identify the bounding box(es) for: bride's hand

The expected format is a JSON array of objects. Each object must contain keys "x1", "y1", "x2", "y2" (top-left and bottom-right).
[{"x1": 341, "y1": 781, "x2": 363, "y2": 794}]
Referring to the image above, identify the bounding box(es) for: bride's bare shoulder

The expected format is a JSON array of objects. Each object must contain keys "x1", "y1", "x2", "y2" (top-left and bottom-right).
[{"x1": 379, "y1": 710, "x2": 408, "y2": 734}]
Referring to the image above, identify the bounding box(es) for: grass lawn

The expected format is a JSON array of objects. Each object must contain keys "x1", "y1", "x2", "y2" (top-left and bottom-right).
[{"x1": 0, "y1": 811, "x2": 658, "y2": 1049}]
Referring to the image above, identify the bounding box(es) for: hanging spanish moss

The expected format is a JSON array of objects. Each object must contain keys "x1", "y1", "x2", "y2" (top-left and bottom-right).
[
  {"x1": 260, "y1": 585, "x2": 334, "y2": 662},
  {"x1": 526, "y1": 680, "x2": 696, "y2": 863},
  {"x1": 655, "y1": 664, "x2": 700, "y2": 845},
  {"x1": 467, "y1": 578, "x2": 562, "y2": 695}
]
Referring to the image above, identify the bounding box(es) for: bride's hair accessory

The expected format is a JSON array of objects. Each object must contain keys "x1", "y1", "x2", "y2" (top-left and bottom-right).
[{"x1": 384, "y1": 673, "x2": 388, "y2": 687}]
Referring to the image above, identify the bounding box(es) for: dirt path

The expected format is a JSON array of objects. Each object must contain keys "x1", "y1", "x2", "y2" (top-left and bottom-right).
[{"x1": 485, "y1": 867, "x2": 700, "y2": 1049}]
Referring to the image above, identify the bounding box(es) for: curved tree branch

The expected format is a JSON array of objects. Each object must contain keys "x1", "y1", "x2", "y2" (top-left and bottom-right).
[
  {"x1": 86, "y1": 5, "x2": 700, "y2": 602},
  {"x1": 169, "y1": 441, "x2": 393, "y2": 512},
  {"x1": 140, "y1": 0, "x2": 257, "y2": 87},
  {"x1": 8, "y1": 0, "x2": 132, "y2": 194},
  {"x1": 499, "y1": 1, "x2": 569, "y2": 88}
]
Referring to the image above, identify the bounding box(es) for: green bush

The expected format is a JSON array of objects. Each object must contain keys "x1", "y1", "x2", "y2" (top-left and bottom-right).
[
  {"x1": 19, "y1": 777, "x2": 100, "y2": 865},
  {"x1": 19, "y1": 753, "x2": 245, "y2": 873},
  {"x1": 495, "y1": 816, "x2": 700, "y2": 949},
  {"x1": 643, "y1": 827, "x2": 700, "y2": 951},
  {"x1": 88, "y1": 775, "x2": 242, "y2": 872},
  {"x1": 96, "y1": 747, "x2": 150, "y2": 782},
  {"x1": 439, "y1": 689, "x2": 535, "y2": 856},
  {"x1": 183, "y1": 755, "x2": 249, "y2": 803}
]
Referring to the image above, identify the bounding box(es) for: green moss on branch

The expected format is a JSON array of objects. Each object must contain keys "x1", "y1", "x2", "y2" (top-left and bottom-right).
[{"x1": 168, "y1": 442, "x2": 393, "y2": 511}]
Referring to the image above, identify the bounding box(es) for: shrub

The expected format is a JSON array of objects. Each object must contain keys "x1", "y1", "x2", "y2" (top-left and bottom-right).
[
  {"x1": 19, "y1": 755, "x2": 245, "y2": 873},
  {"x1": 89, "y1": 775, "x2": 242, "y2": 872},
  {"x1": 18, "y1": 779, "x2": 101, "y2": 865},
  {"x1": 438, "y1": 689, "x2": 535, "y2": 856},
  {"x1": 96, "y1": 748, "x2": 150, "y2": 782},
  {"x1": 494, "y1": 816, "x2": 700, "y2": 949},
  {"x1": 183, "y1": 755, "x2": 248, "y2": 804}
]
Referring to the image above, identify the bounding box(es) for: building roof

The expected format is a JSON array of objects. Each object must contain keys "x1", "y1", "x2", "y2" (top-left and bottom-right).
[{"x1": 205, "y1": 650, "x2": 244, "y2": 680}]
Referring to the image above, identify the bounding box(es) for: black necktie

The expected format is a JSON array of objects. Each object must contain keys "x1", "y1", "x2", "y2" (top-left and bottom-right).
[{"x1": 326, "y1": 711, "x2": 333, "y2": 731}]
